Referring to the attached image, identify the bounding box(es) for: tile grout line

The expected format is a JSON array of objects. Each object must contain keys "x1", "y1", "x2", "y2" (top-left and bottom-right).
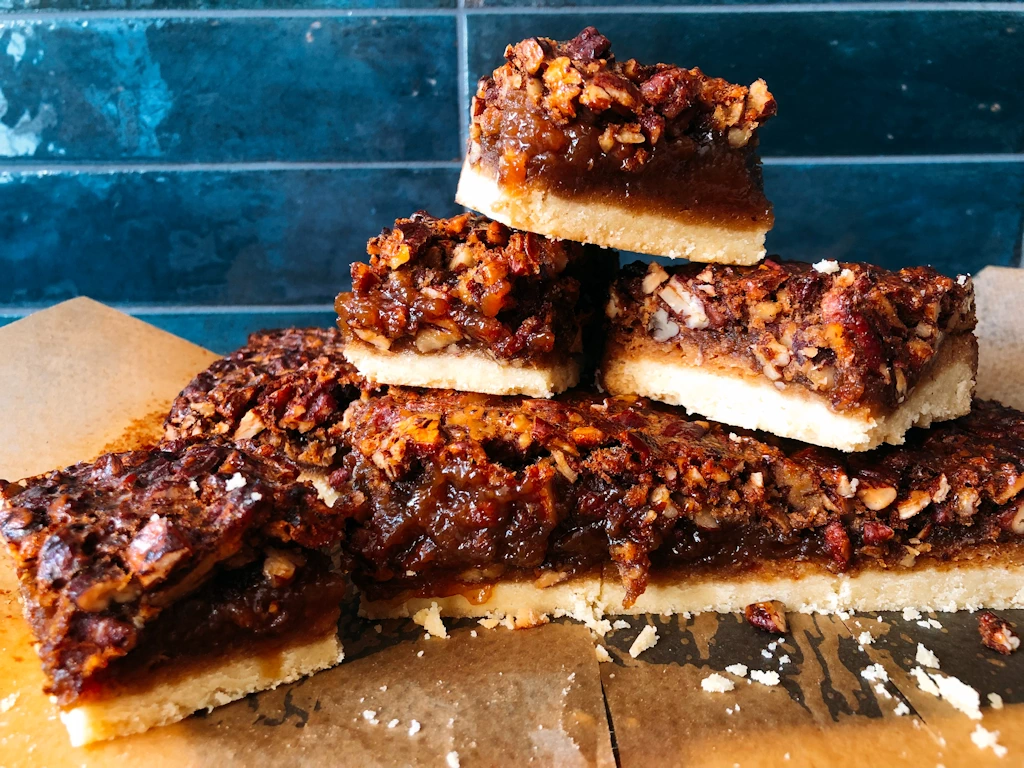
[
  {"x1": 456, "y1": 0, "x2": 469, "y2": 159},
  {"x1": 0, "y1": 154, "x2": 1022, "y2": 175},
  {"x1": 0, "y1": 304, "x2": 338, "y2": 318},
  {"x1": 0, "y1": 160, "x2": 465, "y2": 173},
  {"x1": 0, "y1": 3, "x2": 1021, "y2": 20}
]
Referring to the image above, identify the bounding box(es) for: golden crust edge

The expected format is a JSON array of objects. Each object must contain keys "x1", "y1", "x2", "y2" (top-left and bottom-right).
[
  {"x1": 361, "y1": 558, "x2": 1024, "y2": 634},
  {"x1": 60, "y1": 628, "x2": 343, "y2": 747},
  {"x1": 601, "y1": 331, "x2": 976, "y2": 451},
  {"x1": 342, "y1": 340, "x2": 580, "y2": 398}
]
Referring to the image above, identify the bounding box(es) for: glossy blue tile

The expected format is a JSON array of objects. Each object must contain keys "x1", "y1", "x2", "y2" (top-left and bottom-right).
[
  {"x1": 466, "y1": 12, "x2": 1024, "y2": 156},
  {"x1": 2, "y1": 1, "x2": 451, "y2": 9},
  {"x1": 2, "y1": 163, "x2": 1020, "y2": 309},
  {"x1": 138, "y1": 308, "x2": 339, "y2": 353},
  {"x1": 764, "y1": 161, "x2": 1024, "y2": 276},
  {"x1": 0, "y1": 17, "x2": 459, "y2": 162},
  {"x1": 0, "y1": 167, "x2": 461, "y2": 304}
]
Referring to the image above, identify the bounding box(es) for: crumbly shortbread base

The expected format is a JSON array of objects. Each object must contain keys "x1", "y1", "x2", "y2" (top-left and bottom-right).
[
  {"x1": 361, "y1": 556, "x2": 1024, "y2": 631},
  {"x1": 602, "y1": 332, "x2": 976, "y2": 452},
  {"x1": 455, "y1": 160, "x2": 768, "y2": 266},
  {"x1": 361, "y1": 577, "x2": 607, "y2": 631},
  {"x1": 60, "y1": 629, "x2": 343, "y2": 747},
  {"x1": 343, "y1": 340, "x2": 579, "y2": 398}
]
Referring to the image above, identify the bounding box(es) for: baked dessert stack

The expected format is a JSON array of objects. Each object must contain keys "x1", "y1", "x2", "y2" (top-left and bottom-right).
[
  {"x1": 0, "y1": 24, "x2": 1016, "y2": 750},
  {"x1": 342, "y1": 25, "x2": 1003, "y2": 626}
]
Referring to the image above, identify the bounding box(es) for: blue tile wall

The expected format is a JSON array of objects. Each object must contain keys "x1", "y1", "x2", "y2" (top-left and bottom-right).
[
  {"x1": 0, "y1": 17, "x2": 459, "y2": 162},
  {"x1": 1, "y1": 3, "x2": 1021, "y2": 353},
  {"x1": 0, "y1": 167, "x2": 461, "y2": 304}
]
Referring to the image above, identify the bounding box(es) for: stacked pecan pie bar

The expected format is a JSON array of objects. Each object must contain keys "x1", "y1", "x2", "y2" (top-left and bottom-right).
[
  {"x1": 0, "y1": 329, "x2": 364, "y2": 744},
  {"x1": 335, "y1": 210, "x2": 615, "y2": 397},
  {"x1": 602, "y1": 259, "x2": 978, "y2": 451},
  {"x1": 0, "y1": 24, "x2": 1017, "y2": 750},
  {"x1": 456, "y1": 27, "x2": 776, "y2": 264}
]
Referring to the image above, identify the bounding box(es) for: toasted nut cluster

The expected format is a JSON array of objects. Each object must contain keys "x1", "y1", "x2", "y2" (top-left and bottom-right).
[
  {"x1": 338, "y1": 211, "x2": 616, "y2": 363},
  {"x1": 606, "y1": 259, "x2": 976, "y2": 415},
  {"x1": 469, "y1": 27, "x2": 776, "y2": 180},
  {"x1": 164, "y1": 327, "x2": 364, "y2": 470},
  {"x1": 744, "y1": 601, "x2": 789, "y2": 634},
  {"x1": 978, "y1": 611, "x2": 1021, "y2": 655}
]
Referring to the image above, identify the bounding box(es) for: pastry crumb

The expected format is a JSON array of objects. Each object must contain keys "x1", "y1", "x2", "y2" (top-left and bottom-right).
[
  {"x1": 750, "y1": 670, "x2": 780, "y2": 687},
  {"x1": 916, "y1": 643, "x2": 940, "y2": 669},
  {"x1": 725, "y1": 664, "x2": 748, "y2": 677},
  {"x1": 910, "y1": 666, "x2": 941, "y2": 697},
  {"x1": 701, "y1": 673, "x2": 735, "y2": 693},
  {"x1": 408, "y1": 720, "x2": 421, "y2": 736},
  {"x1": 860, "y1": 663, "x2": 889, "y2": 683},
  {"x1": 595, "y1": 645, "x2": 611, "y2": 663},
  {"x1": 988, "y1": 692, "x2": 1004, "y2": 710},
  {"x1": 629, "y1": 625, "x2": 659, "y2": 658},
  {"x1": 813, "y1": 259, "x2": 840, "y2": 274},
  {"x1": 931, "y1": 673, "x2": 982, "y2": 720},
  {"x1": 413, "y1": 602, "x2": 449, "y2": 639},
  {"x1": 0, "y1": 693, "x2": 17, "y2": 713},
  {"x1": 971, "y1": 724, "x2": 1007, "y2": 758}
]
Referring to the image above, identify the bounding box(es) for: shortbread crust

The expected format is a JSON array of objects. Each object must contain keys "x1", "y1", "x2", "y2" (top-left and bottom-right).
[
  {"x1": 343, "y1": 339, "x2": 580, "y2": 398},
  {"x1": 602, "y1": 331, "x2": 977, "y2": 452}
]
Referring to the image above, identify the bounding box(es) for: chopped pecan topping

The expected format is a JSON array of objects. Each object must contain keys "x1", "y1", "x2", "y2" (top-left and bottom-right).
[
  {"x1": 337, "y1": 211, "x2": 616, "y2": 365},
  {"x1": 469, "y1": 26, "x2": 776, "y2": 184},
  {"x1": 605, "y1": 259, "x2": 976, "y2": 414},
  {"x1": 744, "y1": 601, "x2": 788, "y2": 633},
  {"x1": 978, "y1": 611, "x2": 1020, "y2": 655},
  {"x1": 164, "y1": 327, "x2": 365, "y2": 470}
]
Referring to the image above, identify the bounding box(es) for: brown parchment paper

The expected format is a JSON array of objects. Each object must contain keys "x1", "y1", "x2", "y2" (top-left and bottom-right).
[{"x1": 0, "y1": 267, "x2": 1022, "y2": 767}]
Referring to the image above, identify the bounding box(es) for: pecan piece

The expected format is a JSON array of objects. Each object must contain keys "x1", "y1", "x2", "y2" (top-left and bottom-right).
[
  {"x1": 542, "y1": 57, "x2": 584, "y2": 121},
  {"x1": 823, "y1": 519, "x2": 851, "y2": 570},
  {"x1": 861, "y1": 520, "x2": 895, "y2": 545},
  {"x1": 978, "y1": 611, "x2": 1020, "y2": 655},
  {"x1": 562, "y1": 26, "x2": 611, "y2": 62},
  {"x1": 640, "y1": 67, "x2": 699, "y2": 119},
  {"x1": 507, "y1": 38, "x2": 546, "y2": 75},
  {"x1": 745, "y1": 601, "x2": 788, "y2": 634}
]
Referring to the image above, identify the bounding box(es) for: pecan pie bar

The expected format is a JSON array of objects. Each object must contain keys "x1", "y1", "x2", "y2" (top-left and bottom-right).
[
  {"x1": 335, "y1": 211, "x2": 616, "y2": 398},
  {"x1": 0, "y1": 441, "x2": 349, "y2": 745},
  {"x1": 602, "y1": 259, "x2": 977, "y2": 452},
  {"x1": 164, "y1": 327, "x2": 366, "y2": 503},
  {"x1": 336, "y1": 390, "x2": 1024, "y2": 624},
  {"x1": 456, "y1": 27, "x2": 776, "y2": 265}
]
